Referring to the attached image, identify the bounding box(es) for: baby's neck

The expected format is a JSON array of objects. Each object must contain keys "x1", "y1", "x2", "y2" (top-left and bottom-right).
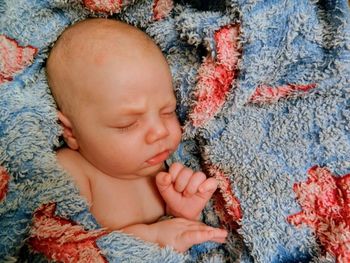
[
  {"x1": 89, "y1": 166, "x2": 165, "y2": 229},
  {"x1": 108, "y1": 164, "x2": 166, "y2": 182}
]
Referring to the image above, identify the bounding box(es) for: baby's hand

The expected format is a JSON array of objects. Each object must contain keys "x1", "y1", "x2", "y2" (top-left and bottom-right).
[
  {"x1": 156, "y1": 163, "x2": 217, "y2": 220},
  {"x1": 151, "y1": 218, "x2": 227, "y2": 252}
]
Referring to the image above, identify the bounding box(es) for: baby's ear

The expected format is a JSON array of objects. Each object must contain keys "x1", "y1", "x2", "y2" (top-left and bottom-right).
[{"x1": 57, "y1": 111, "x2": 79, "y2": 150}]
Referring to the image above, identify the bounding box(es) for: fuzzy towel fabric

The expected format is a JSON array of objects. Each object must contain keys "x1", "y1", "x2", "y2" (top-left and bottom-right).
[{"x1": 1, "y1": 0, "x2": 350, "y2": 262}]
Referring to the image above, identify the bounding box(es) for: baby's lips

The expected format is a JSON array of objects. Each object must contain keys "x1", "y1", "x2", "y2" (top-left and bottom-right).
[{"x1": 146, "y1": 150, "x2": 170, "y2": 165}]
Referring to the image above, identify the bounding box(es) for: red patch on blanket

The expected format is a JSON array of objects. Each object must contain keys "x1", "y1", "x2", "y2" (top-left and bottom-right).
[
  {"x1": 83, "y1": 0, "x2": 123, "y2": 13},
  {"x1": 190, "y1": 24, "x2": 240, "y2": 127},
  {"x1": 0, "y1": 35, "x2": 37, "y2": 84},
  {"x1": 0, "y1": 166, "x2": 10, "y2": 202},
  {"x1": 153, "y1": 0, "x2": 173, "y2": 20},
  {"x1": 249, "y1": 83, "x2": 317, "y2": 103},
  {"x1": 207, "y1": 165, "x2": 242, "y2": 229},
  {"x1": 288, "y1": 166, "x2": 350, "y2": 262},
  {"x1": 29, "y1": 203, "x2": 108, "y2": 263}
]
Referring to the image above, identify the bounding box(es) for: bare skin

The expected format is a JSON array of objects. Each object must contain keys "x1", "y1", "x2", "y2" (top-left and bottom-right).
[{"x1": 47, "y1": 18, "x2": 227, "y2": 252}]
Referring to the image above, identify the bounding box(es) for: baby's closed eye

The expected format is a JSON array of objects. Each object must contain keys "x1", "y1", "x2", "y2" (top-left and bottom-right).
[
  {"x1": 110, "y1": 119, "x2": 139, "y2": 132},
  {"x1": 162, "y1": 110, "x2": 176, "y2": 117},
  {"x1": 161, "y1": 105, "x2": 177, "y2": 117}
]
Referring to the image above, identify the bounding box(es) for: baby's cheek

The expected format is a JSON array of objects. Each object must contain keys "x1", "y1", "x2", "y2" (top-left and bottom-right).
[{"x1": 174, "y1": 123, "x2": 182, "y2": 147}]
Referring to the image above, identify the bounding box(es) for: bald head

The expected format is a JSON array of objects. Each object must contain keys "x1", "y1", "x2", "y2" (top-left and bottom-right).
[{"x1": 46, "y1": 18, "x2": 164, "y2": 116}]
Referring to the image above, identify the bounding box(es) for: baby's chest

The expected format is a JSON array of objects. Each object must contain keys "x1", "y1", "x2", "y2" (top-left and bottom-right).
[{"x1": 89, "y1": 180, "x2": 165, "y2": 230}]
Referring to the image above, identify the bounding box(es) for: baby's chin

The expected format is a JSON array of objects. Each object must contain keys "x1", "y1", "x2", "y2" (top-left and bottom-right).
[
  {"x1": 102, "y1": 162, "x2": 167, "y2": 180},
  {"x1": 136, "y1": 162, "x2": 166, "y2": 178}
]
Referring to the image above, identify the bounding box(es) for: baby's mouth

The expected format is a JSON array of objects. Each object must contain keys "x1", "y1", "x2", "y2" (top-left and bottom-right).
[{"x1": 146, "y1": 150, "x2": 170, "y2": 165}]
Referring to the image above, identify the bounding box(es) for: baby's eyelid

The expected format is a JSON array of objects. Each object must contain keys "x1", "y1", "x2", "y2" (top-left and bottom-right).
[
  {"x1": 115, "y1": 121, "x2": 137, "y2": 130},
  {"x1": 162, "y1": 111, "x2": 176, "y2": 118},
  {"x1": 162, "y1": 106, "x2": 176, "y2": 115}
]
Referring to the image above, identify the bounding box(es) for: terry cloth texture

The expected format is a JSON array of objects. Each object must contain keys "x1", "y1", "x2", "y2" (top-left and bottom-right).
[{"x1": 0, "y1": 0, "x2": 350, "y2": 262}]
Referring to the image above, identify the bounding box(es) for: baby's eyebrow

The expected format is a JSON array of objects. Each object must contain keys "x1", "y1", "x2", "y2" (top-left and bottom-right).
[
  {"x1": 117, "y1": 106, "x2": 147, "y2": 116},
  {"x1": 161, "y1": 96, "x2": 177, "y2": 105}
]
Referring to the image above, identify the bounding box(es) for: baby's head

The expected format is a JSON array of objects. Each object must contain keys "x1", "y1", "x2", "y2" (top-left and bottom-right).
[
  {"x1": 47, "y1": 18, "x2": 167, "y2": 118},
  {"x1": 47, "y1": 18, "x2": 182, "y2": 178}
]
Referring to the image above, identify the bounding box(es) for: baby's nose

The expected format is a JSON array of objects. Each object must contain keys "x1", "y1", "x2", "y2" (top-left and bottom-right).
[{"x1": 145, "y1": 118, "x2": 169, "y2": 144}]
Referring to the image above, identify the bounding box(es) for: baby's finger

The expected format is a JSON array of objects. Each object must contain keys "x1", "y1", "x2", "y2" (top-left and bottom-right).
[
  {"x1": 183, "y1": 172, "x2": 206, "y2": 197},
  {"x1": 198, "y1": 177, "x2": 218, "y2": 194},
  {"x1": 174, "y1": 167, "x2": 193, "y2": 192},
  {"x1": 183, "y1": 222, "x2": 227, "y2": 244},
  {"x1": 168, "y1": 162, "x2": 184, "y2": 181},
  {"x1": 210, "y1": 228, "x2": 228, "y2": 241},
  {"x1": 185, "y1": 221, "x2": 214, "y2": 229},
  {"x1": 155, "y1": 172, "x2": 172, "y2": 193},
  {"x1": 203, "y1": 228, "x2": 228, "y2": 243},
  {"x1": 181, "y1": 229, "x2": 215, "y2": 246},
  {"x1": 209, "y1": 236, "x2": 227, "y2": 243}
]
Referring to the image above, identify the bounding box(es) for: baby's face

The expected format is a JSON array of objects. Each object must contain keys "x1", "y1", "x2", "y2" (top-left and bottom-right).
[{"x1": 68, "y1": 44, "x2": 182, "y2": 179}]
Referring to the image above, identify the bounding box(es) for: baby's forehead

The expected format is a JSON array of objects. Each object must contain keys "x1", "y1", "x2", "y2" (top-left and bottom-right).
[
  {"x1": 48, "y1": 19, "x2": 150, "y2": 77},
  {"x1": 55, "y1": 19, "x2": 152, "y2": 56},
  {"x1": 47, "y1": 19, "x2": 167, "y2": 106}
]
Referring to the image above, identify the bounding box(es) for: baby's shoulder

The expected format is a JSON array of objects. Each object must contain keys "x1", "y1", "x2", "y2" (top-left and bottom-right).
[
  {"x1": 56, "y1": 147, "x2": 85, "y2": 174},
  {"x1": 56, "y1": 147, "x2": 92, "y2": 203}
]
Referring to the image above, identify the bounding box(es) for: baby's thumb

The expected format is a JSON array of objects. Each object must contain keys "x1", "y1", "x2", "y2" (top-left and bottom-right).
[{"x1": 155, "y1": 172, "x2": 172, "y2": 193}]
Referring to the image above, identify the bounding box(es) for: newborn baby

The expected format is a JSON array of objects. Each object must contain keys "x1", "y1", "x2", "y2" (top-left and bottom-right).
[{"x1": 46, "y1": 18, "x2": 227, "y2": 252}]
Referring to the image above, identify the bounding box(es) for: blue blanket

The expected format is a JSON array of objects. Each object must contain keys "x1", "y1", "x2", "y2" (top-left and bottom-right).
[{"x1": 1, "y1": 0, "x2": 349, "y2": 262}]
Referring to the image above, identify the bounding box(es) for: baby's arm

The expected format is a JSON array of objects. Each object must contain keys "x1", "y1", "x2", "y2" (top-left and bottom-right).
[
  {"x1": 156, "y1": 163, "x2": 217, "y2": 220},
  {"x1": 121, "y1": 218, "x2": 227, "y2": 252}
]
